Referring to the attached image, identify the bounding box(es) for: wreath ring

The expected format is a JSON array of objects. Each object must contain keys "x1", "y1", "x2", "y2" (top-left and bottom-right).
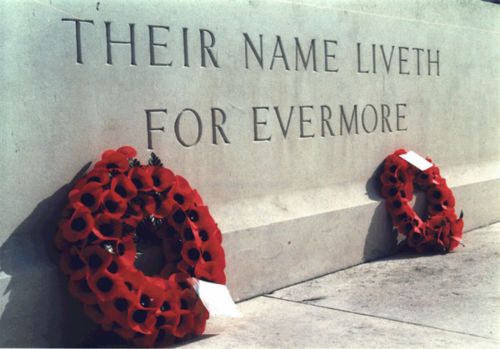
[
  {"x1": 379, "y1": 149, "x2": 463, "y2": 253},
  {"x1": 55, "y1": 146, "x2": 226, "y2": 347}
]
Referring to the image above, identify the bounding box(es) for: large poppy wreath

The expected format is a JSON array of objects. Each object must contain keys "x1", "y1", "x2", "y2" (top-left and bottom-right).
[
  {"x1": 55, "y1": 146, "x2": 226, "y2": 347},
  {"x1": 379, "y1": 149, "x2": 464, "y2": 253}
]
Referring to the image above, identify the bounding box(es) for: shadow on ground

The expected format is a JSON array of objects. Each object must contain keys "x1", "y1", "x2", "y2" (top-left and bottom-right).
[{"x1": 0, "y1": 163, "x2": 98, "y2": 347}]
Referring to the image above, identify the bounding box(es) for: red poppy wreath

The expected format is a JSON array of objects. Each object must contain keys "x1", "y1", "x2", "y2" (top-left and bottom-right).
[
  {"x1": 55, "y1": 146, "x2": 226, "y2": 347},
  {"x1": 380, "y1": 149, "x2": 464, "y2": 253}
]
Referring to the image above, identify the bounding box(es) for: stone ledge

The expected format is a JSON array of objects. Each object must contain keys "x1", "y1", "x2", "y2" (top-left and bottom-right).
[{"x1": 0, "y1": 178, "x2": 498, "y2": 346}]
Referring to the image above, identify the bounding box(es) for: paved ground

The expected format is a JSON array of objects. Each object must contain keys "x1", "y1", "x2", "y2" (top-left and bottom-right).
[{"x1": 181, "y1": 223, "x2": 500, "y2": 348}]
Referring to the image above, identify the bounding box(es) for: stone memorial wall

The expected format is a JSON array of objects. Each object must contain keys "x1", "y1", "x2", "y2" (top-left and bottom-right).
[{"x1": 0, "y1": 0, "x2": 499, "y2": 346}]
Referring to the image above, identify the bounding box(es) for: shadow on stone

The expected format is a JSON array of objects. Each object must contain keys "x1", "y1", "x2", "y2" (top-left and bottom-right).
[
  {"x1": 363, "y1": 161, "x2": 399, "y2": 262},
  {"x1": 0, "y1": 163, "x2": 96, "y2": 347}
]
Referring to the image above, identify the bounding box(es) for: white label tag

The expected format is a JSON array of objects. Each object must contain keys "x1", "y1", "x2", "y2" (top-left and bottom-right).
[
  {"x1": 193, "y1": 279, "x2": 242, "y2": 317},
  {"x1": 399, "y1": 150, "x2": 434, "y2": 171}
]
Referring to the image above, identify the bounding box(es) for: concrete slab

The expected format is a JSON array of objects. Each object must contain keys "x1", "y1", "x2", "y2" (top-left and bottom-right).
[
  {"x1": 181, "y1": 296, "x2": 497, "y2": 349},
  {"x1": 270, "y1": 223, "x2": 500, "y2": 340}
]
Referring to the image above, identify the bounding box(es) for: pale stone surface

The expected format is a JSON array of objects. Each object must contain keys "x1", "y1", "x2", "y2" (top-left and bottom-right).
[
  {"x1": 0, "y1": 0, "x2": 499, "y2": 346},
  {"x1": 181, "y1": 223, "x2": 500, "y2": 349},
  {"x1": 182, "y1": 297, "x2": 498, "y2": 349},
  {"x1": 271, "y1": 223, "x2": 500, "y2": 340}
]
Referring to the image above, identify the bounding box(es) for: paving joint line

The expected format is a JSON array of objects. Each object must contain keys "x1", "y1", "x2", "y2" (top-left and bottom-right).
[{"x1": 263, "y1": 295, "x2": 497, "y2": 341}]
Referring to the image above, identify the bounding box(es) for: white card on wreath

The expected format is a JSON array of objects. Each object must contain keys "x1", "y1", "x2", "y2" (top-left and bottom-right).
[
  {"x1": 399, "y1": 150, "x2": 434, "y2": 171},
  {"x1": 193, "y1": 279, "x2": 242, "y2": 317}
]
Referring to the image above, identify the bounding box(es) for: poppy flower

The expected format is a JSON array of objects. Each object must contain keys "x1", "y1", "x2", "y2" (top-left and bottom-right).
[
  {"x1": 129, "y1": 167, "x2": 154, "y2": 192},
  {"x1": 397, "y1": 215, "x2": 423, "y2": 237},
  {"x1": 426, "y1": 212, "x2": 462, "y2": 252},
  {"x1": 130, "y1": 193, "x2": 156, "y2": 217},
  {"x1": 95, "y1": 150, "x2": 130, "y2": 173},
  {"x1": 165, "y1": 204, "x2": 189, "y2": 233},
  {"x1": 88, "y1": 269, "x2": 130, "y2": 302},
  {"x1": 160, "y1": 176, "x2": 195, "y2": 212},
  {"x1": 68, "y1": 277, "x2": 98, "y2": 305},
  {"x1": 406, "y1": 227, "x2": 427, "y2": 249},
  {"x1": 151, "y1": 167, "x2": 175, "y2": 192},
  {"x1": 192, "y1": 206, "x2": 222, "y2": 244},
  {"x1": 427, "y1": 188, "x2": 455, "y2": 215},
  {"x1": 93, "y1": 214, "x2": 123, "y2": 240},
  {"x1": 120, "y1": 268, "x2": 146, "y2": 293},
  {"x1": 385, "y1": 197, "x2": 408, "y2": 216},
  {"x1": 59, "y1": 247, "x2": 86, "y2": 280},
  {"x1": 178, "y1": 288, "x2": 200, "y2": 311},
  {"x1": 61, "y1": 207, "x2": 95, "y2": 242},
  {"x1": 69, "y1": 182, "x2": 104, "y2": 212},
  {"x1": 199, "y1": 241, "x2": 226, "y2": 268},
  {"x1": 136, "y1": 278, "x2": 164, "y2": 310},
  {"x1": 98, "y1": 285, "x2": 137, "y2": 327},
  {"x1": 181, "y1": 241, "x2": 202, "y2": 266},
  {"x1": 116, "y1": 146, "x2": 137, "y2": 158},
  {"x1": 384, "y1": 205, "x2": 417, "y2": 226},
  {"x1": 101, "y1": 190, "x2": 127, "y2": 219},
  {"x1": 73, "y1": 168, "x2": 111, "y2": 190},
  {"x1": 383, "y1": 150, "x2": 409, "y2": 173},
  {"x1": 81, "y1": 244, "x2": 113, "y2": 272},
  {"x1": 126, "y1": 305, "x2": 156, "y2": 334},
  {"x1": 414, "y1": 166, "x2": 440, "y2": 189},
  {"x1": 427, "y1": 180, "x2": 455, "y2": 209},
  {"x1": 111, "y1": 174, "x2": 138, "y2": 200}
]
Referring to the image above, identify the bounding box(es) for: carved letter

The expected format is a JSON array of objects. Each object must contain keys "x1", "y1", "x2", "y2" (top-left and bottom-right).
[
  {"x1": 396, "y1": 103, "x2": 408, "y2": 131},
  {"x1": 361, "y1": 104, "x2": 378, "y2": 133},
  {"x1": 200, "y1": 29, "x2": 220, "y2": 68},
  {"x1": 174, "y1": 109, "x2": 203, "y2": 147},
  {"x1": 295, "y1": 38, "x2": 317, "y2": 71},
  {"x1": 428, "y1": 49, "x2": 440, "y2": 76},
  {"x1": 211, "y1": 108, "x2": 230, "y2": 144},
  {"x1": 340, "y1": 105, "x2": 359, "y2": 135},
  {"x1": 105, "y1": 22, "x2": 136, "y2": 65},
  {"x1": 243, "y1": 33, "x2": 264, "y2": 69},
  {"x1": 274, "y1": 106, "x2": 294, "y2": 139},
  {"x1": 270, "y1": 36, "x2": 290, "y2": 70},
  {"x1": 381, "y1": 104, "x2": 393, "y2": 133},
  {"x1": 148, "y1": 25, "x2": 172, "y2": 66},
  {"x1": 145, "y1": 109, "x2": 166, "y2": 150},
  {"x1": 253, "y1": 107, "x2": 272, "y2": 142},
  {"x1": 324, "y1": 40, "x2": 339, "y2": 72},
  {"x1": 399, "y1": 46, "x2": 410, "y2": 75},
  {"x1": 320, "y1": 105, "x2": 334, "y2": 137},
  {"x1": 61, "y1": 18, "x2": 94, "y2": 64}
]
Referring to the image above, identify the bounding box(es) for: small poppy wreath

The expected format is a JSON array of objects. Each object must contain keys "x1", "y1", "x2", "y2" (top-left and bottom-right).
[
  {"x1": 55, "y1": 146, "x2": 226, "y2": 347},
  {"x1": 379, "y1": 149, "x2": 464, "y2": 253}
]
